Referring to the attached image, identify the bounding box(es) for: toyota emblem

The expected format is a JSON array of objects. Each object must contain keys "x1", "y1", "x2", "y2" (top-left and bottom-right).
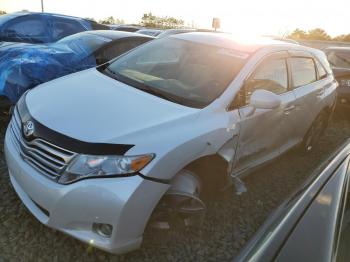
[{"x1": 23, "y1": 121, "x2": 35, "y2": 138}]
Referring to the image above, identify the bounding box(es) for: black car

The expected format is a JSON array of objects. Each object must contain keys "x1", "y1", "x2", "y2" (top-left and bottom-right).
[
  {"x1": 235, "y1": 141, "x2": 350, "y2": 262},
  {"x1": 324, "y1": 47, "x2": 350, "y2": 109},
  {"x1": 0, "y1": 12, "x2": 108, "y2": 44}
]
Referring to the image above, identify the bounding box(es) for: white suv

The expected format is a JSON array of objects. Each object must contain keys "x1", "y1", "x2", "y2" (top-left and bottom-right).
[{"x1": 4, "y1": 33, "x2": 337, "y2": 254}]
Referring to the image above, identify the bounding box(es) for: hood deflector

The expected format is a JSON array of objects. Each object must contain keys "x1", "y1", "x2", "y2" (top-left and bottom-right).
[{"x1": 17, "y1": 94, "x2": 134, "y2": 155}]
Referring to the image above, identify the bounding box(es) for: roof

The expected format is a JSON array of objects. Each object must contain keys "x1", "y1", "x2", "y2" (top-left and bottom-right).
[
  {"x1": 110, "y1": 25, "x2": 143, "y2": 29},
  {"x1": 171, "y1": 32, "x2": 299, "y2": 53},
  {"x1": 85, "y1": 30, "x2": 154, "y2": 40}
]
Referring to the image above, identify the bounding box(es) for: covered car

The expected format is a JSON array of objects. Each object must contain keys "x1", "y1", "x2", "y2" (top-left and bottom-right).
[
  {"x1": 0, "y1": 30, "x2": 153, "y2": 107},
  {"x1": 0, "y1": 12, "x2": 108, "y2": 44}
]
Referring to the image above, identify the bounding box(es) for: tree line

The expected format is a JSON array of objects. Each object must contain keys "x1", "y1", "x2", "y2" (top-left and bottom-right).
[
  {"x1": 94, "y1": 13, "x2": 184, "y2": 29},
  {"x1": 288, "y1": 28, "x2": 350, "y2": 42}
]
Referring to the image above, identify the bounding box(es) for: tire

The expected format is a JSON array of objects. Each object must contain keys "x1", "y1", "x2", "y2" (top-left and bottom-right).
[{"x1": 302, "y1": 111, "x2": 328, "y2": 153}]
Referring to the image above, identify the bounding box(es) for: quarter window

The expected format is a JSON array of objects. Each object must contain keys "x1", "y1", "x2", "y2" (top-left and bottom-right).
[
  {"x1": 315, "y1": 59, "x2": 327, "y2": 80},
  {"x1": 52, "y1": 19, "x2": 85, "y2": 41},
  {"x1": 290, "y1": 57, "x2": 317, "y2": 88},
  {"x1": 244, "y1": 58, "x2": 288, "y2": 104}
]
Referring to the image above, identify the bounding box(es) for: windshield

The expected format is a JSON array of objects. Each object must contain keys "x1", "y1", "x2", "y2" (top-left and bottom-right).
[
  {"x1": 104, "y1": 37, "x2": 247, "y2": 108},
  {"x1": 326, "y1": 50, "x2": 350, "y2": 69},
  {"x1": 57, "y1": 32, "x2": 111, "y2": 53}
]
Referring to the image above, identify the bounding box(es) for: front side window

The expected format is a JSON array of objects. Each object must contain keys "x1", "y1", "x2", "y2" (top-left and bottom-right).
[
  {"x1": 103, "y1": 37, "x2": 248, "y2": 108},
  {"x1": 290, "y1": 57, "x2": 317, "y2": 88},
  {"x1": 244, "y1": 58, "x2": 288, "y2": 105}
]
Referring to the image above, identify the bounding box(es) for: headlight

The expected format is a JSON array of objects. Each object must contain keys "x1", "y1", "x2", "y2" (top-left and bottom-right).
[{"x1": 58, "y1": 154, "x2": 155, "y2": 184}]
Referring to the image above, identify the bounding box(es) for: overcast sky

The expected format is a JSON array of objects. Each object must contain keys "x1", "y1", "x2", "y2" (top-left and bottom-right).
[{"x1": 2, "y1": 0, "x2": 349, "y2": 37}]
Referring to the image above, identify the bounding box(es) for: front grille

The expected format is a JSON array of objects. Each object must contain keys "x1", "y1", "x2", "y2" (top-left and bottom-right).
[{"x1": 10, "y1": 110, "x2": 76, "y2": 180}]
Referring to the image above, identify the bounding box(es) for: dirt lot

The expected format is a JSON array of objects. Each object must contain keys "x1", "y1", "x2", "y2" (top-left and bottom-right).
[{"x1": 0, "y1": 111, "x2": 349, "y2": 262}]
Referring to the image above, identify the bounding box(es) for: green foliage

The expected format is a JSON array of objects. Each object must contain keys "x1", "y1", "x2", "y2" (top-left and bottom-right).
[
  {"x1": 307, "y1": 28, "x2": 331, "y2": 41},
  {"x1": 288, "y1": 28, "x2": 308, "y2": 40},
  {"x1": 287, "y1": 28, "x2": 350, "y2": 42},
  {"x1": 141, "y1": 12, "x2": 184, "y2": 29},
  {"x1": 99, "y1": 16, "x2": 125, "y2": 25},
  {"x1": 0, "y1": 10, "x2": 6, "y2": 15},
  {"x1": 289, "y1": 28, "x2": 331, "y2": 41},
  {"x1": 334, "y1": 34, "x2": 350, "y2": 42}
]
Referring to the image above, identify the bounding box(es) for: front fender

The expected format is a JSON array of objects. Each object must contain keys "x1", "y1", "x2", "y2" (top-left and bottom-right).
[{"x1": 136, "y1": 111, "x2": 240, "y2": 181}]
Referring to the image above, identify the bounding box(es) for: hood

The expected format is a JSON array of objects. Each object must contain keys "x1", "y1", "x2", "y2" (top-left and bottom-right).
[
  {"x1": 25, "y1": 68, "x2": 198, "y2": 144},
  {"x1": 0, "y1": 41, "x2": 95, "y2": 103}
]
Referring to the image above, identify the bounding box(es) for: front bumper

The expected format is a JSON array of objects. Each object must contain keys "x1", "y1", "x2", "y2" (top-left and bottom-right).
[{"x1": 4, "y1": 128, "x2": 169, "y2": 254}]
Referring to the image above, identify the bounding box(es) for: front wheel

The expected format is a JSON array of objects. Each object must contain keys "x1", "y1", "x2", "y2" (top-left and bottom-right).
[{"x1": 147, "y1": 170, "x2": 206, "y2": 231}]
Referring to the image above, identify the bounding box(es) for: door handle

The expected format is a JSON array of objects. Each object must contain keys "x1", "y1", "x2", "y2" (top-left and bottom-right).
[{"x1": 284, "y1": 105, "x2": 295, "y2": 115}]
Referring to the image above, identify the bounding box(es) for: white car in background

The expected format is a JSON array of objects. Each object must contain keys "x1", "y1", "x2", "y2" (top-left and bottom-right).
[{"x1": 4, "y1": 33, "x2": 337, "y2": 254}]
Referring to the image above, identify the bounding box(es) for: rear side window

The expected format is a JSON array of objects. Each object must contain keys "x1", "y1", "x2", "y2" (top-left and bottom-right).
[
  {"x1": 315, "y1": 59, "x2": 327, "y2": 80},
  {"x1": 290, "y1": 58, "x2": 317, "y2": 88},
  {"x1": 3, "y1": 16, "x2": 48, "y2": 43}
]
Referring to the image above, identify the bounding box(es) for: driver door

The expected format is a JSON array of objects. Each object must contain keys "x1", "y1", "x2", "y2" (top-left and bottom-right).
[{"x1": 233, "y1": 52, "x2": 290, "y2": 174}]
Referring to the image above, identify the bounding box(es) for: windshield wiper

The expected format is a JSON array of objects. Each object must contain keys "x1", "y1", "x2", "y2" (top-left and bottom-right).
[
  {"x1": 133, "y1": 82, "x2": 185, "y2": 104},
  {"x1": 103, "y1": 68, "x2": 182, "y2": 103},
  {"x1": 101, "y1": 67, "x2": 207, "y2": 108}
]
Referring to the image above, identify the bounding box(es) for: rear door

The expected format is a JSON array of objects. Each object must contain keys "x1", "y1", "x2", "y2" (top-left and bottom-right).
[
  {"x1": 288, "y1": 52, "x2": 324, "y2": 140},
  {"x1": 233, "y1": 52, "x2": 290, "y2": 173}
]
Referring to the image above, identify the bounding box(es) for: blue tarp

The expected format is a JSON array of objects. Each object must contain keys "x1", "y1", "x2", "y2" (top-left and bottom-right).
[{"x1": 0, "y1": 33, "x2": 111, "y2": 104}]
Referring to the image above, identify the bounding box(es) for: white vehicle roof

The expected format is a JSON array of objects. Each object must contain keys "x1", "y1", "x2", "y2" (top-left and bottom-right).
[{"x1": 171, "y1": 32, "x2": 308, "y2": 54}]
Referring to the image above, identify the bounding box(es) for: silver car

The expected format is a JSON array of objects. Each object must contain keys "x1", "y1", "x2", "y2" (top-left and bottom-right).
[{"x1": 4, "y1": 33, "x2": 337, "y2": 254}]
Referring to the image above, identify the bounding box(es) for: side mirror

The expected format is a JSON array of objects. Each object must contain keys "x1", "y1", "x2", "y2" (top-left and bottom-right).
[
  {"x1": 242, "y1": 89, "x2": 281, "y2": 117},
  {"x1": 250, "y1": 89, "x2": 281, "y2": 110}
]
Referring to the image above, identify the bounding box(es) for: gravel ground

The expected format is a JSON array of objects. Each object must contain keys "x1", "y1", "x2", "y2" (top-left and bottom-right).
[{"x1": 0, "y1": 111, "x2": 349, "y2": 262}]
